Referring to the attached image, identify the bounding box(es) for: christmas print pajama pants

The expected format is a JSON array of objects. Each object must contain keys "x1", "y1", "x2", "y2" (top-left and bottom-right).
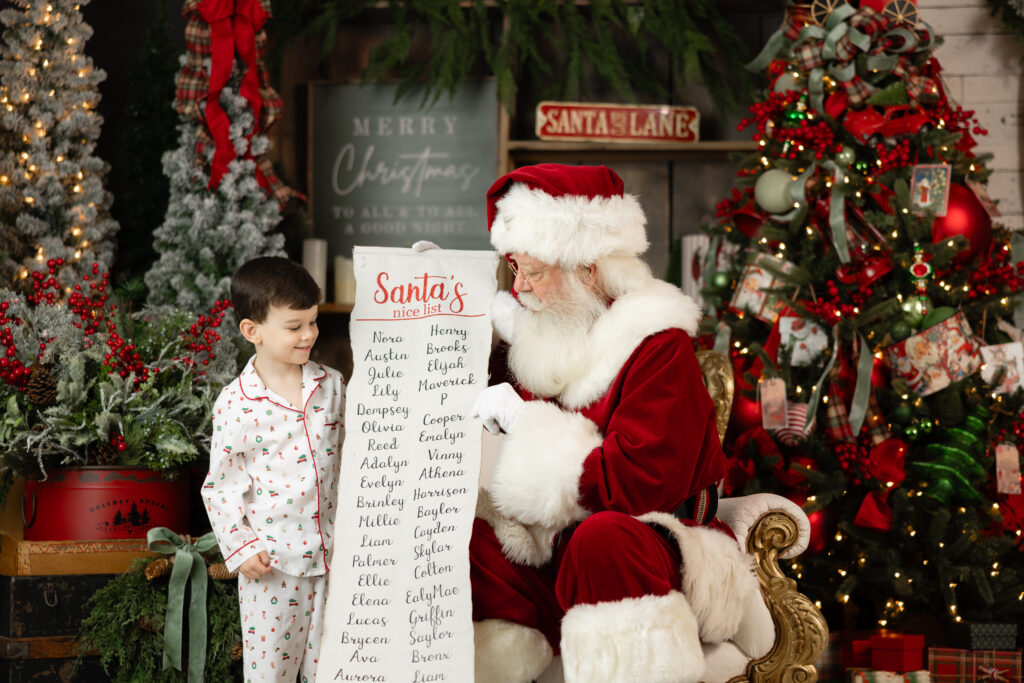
[{"x1": 239, "y1": 569, "x2": 327, "y2": 682}]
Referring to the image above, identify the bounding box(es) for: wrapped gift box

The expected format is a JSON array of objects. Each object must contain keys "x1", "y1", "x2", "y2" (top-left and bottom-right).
[
  {"x1": 872, "y1": 634, "x2": 926, "y2": 673},
  {"x1": 882, "y1": 311, "x2": 980, "y2": 397},
  {"x1": 848, "y1": 670, "x2": 932, "y2": 683},
  {"x1": 729, "y1": 254, "x2": 795, "y2": 322},
  {"x1": 928, "y1": 647, "x2": 1022, "y2": 682},
  {"x1": 958, "y1": 623, "x2": 1018, "y2": 651}
]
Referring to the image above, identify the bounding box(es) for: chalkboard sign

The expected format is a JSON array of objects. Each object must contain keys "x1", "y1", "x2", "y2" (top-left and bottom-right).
[{"x1": 309, "y1": 81, "x2": 499, "y2": 259}]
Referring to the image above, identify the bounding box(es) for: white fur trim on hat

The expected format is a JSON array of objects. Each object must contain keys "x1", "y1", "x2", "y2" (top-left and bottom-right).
[
  {"x1": 638, "y1": 512, "x2": 759, "y2": 645},
  {"x1": 560, "y1": 592, "x2": 705, "y2": 683},
  {"x1": 491, "y1": 184, "x2": 649, "y2": 267},
  {"x1": 490, "y1": 401, "x2": 600, "y2": 530},
  {"x1": 474, "y1": 619, "x2": 553, "y2": 683}
]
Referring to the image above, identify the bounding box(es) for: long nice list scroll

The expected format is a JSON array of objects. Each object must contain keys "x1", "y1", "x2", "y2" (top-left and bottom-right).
[{"x1": 319, "y1": 246, "x2": 497, "y2": 682}]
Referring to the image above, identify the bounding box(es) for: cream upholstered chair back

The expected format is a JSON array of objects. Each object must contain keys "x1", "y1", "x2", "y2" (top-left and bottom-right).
[{"x1": 695, "y1": 349, "x2": 830, "y2": 683}]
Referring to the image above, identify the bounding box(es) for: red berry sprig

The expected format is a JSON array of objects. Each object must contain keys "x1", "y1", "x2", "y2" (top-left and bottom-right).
[{"x1": 176, "y1": 300, "x2": 232, "y2": 376}]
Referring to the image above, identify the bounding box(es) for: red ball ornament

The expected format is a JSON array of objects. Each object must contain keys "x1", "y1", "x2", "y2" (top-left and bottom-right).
[
  {"x1": 727, "y1": 390, "x2": 762, "y2": 441},
  {"x1": 931, "y1": 182, "x2": 992, "y2": 265},
  {"x1": 786, "y1": 491, "x2": 835, "y2": 555}
]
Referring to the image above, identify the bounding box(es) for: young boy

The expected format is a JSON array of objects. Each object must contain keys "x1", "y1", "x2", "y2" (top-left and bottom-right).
[{"x1": 202, "y1": 256, "x2": 346, "y2": 682}]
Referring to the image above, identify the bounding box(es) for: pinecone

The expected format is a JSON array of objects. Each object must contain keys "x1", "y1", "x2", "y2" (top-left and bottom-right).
[
  {"x1": 137, "y1": 616, "x2": 160, "y2": 633},
  {"x1": 208, "y1": 562, "x2": 237, "y2": 581},
  {"x1": 25, "y1": 363, "x2": 57, "y2": 408},
  {"x1": 144, "y1": 557, "x2": 173, "y2": 581},
  {"x1": 89, "y1": 441, "x2": 119, "y2": 466},
  {"x1": 230, "y1": 641, "x2": 243, "y2": 661}
]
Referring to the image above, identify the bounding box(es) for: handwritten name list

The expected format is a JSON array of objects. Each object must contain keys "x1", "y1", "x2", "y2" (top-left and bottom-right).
[{"x1": 319, "y1": 246, "x2": 497, "y2": 682}]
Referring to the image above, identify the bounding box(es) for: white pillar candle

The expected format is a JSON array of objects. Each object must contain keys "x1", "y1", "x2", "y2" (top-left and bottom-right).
[
  {"x1": 334, "y1": 255, "x2": 355, "y2": 305},
  {"x1": 302, "y1": 238, "x2": 328, "y2": 303}
]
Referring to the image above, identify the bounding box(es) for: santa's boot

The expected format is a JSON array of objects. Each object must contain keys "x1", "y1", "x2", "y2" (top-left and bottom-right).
[
  {"x1": 474, "y1": 619, "x2": 553, "y2": 683},
  {"x1": 560, "y1": 591, "x2": 705, "y2": 683}
]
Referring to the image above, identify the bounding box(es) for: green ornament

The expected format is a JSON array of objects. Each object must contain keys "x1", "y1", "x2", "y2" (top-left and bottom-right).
[
  {"x1": 712, "y1": 272, "x2": 730, "y2": 289},
  {"x1": 901, "y1": 297, "x2": 931, "y2": 326},
  {"x1": 904, "y1": 424, "x2": 919, "y2": 441},
  {"x1": 836, "y1": 146, "x2": 856, "y2": 166},
  {"x1": 754, "y1": 169, "x2": 796, "y2": 214},
  {"x1": 854, "y1": 160, "x2": 870, "y2": 173},
  {"x1": 891, "y1": 320, "x2": 911, "y2": 340},
  {"x1": 918, "y1": 418, "x2": 934, "y2": 435},
  {"x1": 892, "y1": 402, "x2": 913, "y2": 424}
]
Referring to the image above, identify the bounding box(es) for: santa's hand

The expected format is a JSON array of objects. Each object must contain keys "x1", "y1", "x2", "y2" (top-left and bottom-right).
[
  {"x1": 411, "y1": 240, "x2": 440, "y2": 252},
  {"x1": 471, "y1": 383, "x2": 524, "y2": 434}
]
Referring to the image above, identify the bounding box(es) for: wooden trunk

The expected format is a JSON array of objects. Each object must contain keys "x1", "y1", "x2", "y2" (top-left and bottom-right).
[{"x1": 0, "y1": 573, "x2": 114, "y2": 681}]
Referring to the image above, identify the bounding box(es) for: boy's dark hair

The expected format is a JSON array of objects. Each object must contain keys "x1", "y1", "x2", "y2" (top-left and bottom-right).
[{"x1": 230, "y1": 257, "x2": 322, "y2": 323}]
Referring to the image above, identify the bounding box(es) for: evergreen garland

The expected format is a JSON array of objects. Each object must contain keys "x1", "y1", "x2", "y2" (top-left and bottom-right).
[
  {"x1": 268, "y1": 0, "x2": 758, "y2": 113},
  {"x1": 75, "y1": 556, "x2": 242, "y2": 683}
]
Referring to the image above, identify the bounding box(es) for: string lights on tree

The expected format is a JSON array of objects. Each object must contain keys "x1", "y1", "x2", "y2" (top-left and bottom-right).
[{"x1": 0, "y1": 0, "x2": 118, "y2": 291}]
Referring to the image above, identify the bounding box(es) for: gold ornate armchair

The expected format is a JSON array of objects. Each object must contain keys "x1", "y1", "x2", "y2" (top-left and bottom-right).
[{"x1": 695, "y1": 350, "x2": 830, "y2": 683}]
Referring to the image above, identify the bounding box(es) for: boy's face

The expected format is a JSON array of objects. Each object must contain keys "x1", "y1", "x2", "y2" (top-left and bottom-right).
[{"x1": 244, "y1": 304, "x2": 319, "y2": 367}]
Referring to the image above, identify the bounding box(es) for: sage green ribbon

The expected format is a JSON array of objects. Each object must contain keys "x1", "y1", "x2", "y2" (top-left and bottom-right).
[
  {"x1": 804, "y1": 326, "x2": 840, "y2": 432},
  {"x1": 147, "y1": 527, "x2": 219, "y2": 682},
  {"x1": 820, "y1": 160, "x2": 851, "y2": 264},
  {"x1": 847, "y1": 333, "x2": 875, "y2": 436}
]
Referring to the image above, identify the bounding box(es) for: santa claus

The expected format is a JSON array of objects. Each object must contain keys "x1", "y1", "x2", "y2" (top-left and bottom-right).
[{"x1": 470, "y1": 164, "x2": 772, "y2": 683}]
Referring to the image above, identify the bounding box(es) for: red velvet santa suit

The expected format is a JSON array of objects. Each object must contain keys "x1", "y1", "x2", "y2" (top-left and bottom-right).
[
  {"x1": 471, "y1": 281, "x2": 760, "y2": 683},
  {"x1": 472, "y1": 163, "x2": 764, "y2": 683}
]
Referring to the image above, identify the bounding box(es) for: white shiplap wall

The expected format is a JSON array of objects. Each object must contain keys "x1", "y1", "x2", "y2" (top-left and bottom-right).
[{"x1": 925, "y1": 0, "x2": 1024, "y2": 229}]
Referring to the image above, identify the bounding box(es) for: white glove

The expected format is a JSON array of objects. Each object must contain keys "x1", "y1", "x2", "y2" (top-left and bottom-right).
[
  {"x1": 411, "y1": 240, "x2": 440, "y2": 252},
  {"x1": 471, "y1": 383, "x2": 525, "y2": 435}
]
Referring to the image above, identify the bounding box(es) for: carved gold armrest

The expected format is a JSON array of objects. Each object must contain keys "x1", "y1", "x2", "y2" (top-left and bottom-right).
[{"x1": 731, "y1": 510, "x2": 830, "y2": 683}]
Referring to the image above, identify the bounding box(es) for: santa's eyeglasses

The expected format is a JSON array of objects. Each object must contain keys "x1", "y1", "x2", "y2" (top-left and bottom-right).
[{"x1": 506, "y1": 259, "x2": 556, "y2": 285}]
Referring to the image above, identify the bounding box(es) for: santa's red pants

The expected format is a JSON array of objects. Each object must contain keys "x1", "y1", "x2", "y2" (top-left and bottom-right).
[{"x1": 469, "y1": 510, "x2": 683, "y2": 653}]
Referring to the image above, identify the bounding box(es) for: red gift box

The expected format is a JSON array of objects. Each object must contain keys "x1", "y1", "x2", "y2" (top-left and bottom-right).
[
  {"x1": 928, "y1": 647, "x2": 1022, "y2": 683},
  {"x1": 842, "y1": 630, "x2": 900, "y2": 670},
  {"x1": 872, "y1": 634, "x2": 926, "y2": 673}
]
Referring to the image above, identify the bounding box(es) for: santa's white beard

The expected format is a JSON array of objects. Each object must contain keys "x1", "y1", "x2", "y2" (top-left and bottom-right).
[{"x1": 508, "y1": 275, "x2": 608, "y2": 398}]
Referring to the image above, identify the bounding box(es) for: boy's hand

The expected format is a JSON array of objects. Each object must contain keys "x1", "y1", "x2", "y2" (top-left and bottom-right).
[{"x1": 239, "y1": 551, "x2": 272, "y2": 580}]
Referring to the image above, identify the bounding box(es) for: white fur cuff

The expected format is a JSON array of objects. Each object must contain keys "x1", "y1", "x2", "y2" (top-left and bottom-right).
[
  {"x1": 490, "y1": 401, "x2": 600, "y2": 530},
  {"x1": 561, "y1": 592, "x2": 705, "y2": 683},
  {"x1": 475, "y1": 619, "x2": 553, "y2": 683},
  {"x1": 638, "y1": 512, "x2": 759, "y2": 644}
]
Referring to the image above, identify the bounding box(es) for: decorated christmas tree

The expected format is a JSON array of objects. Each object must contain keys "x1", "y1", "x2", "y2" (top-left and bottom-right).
[
  {"x1": 702, "y1": 0, "x2": 1024, "y2": 630},
  {"x1": 0, "y1": 0, "x2": 118, "y2": 290},
  {"x1": 144, "y1": 0, "x2": 293, "y2": 315}
]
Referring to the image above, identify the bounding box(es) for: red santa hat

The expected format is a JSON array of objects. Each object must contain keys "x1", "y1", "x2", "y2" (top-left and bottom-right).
[{"x1": 486, "y1": 163, "x2": 649, "y2": 268}]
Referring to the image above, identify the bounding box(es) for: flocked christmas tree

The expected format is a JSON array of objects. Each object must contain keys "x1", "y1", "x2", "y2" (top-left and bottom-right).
[
  {"x1": 701, "y1": 0, "x2": 1024, "y2": 630},
  {"x1": 0, "y1": 0, "x2": 118, "y2": 290},
  {"x1": 144, "y1": 0, "x2": 291, "y2": 315}
]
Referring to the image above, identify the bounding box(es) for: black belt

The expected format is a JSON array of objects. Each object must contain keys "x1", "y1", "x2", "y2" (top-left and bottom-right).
[{"x1": 672, "y1": 484, "x2": 718, "y2": 525}]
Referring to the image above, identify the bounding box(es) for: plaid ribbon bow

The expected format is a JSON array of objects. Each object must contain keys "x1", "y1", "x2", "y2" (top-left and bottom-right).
[
  {"x1": 176, "y1": 0, "x2": 295, "y2": 204},
  {"x1": 792, "y1": 5, "x2": 892, "y2": 110}
]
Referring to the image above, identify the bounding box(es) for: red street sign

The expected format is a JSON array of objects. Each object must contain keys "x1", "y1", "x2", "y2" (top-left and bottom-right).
[{"x1": 535, "y1": 101, "x2": 700, "y2": 143}]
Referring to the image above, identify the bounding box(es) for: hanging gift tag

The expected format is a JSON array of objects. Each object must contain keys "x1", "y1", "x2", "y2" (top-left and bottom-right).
[
  {"x1": 759, "y1": 377, "x2": 788, "y2": 430},
  {"x1": 995, "y1": 443, "x2": 1022, "y2": 495}
]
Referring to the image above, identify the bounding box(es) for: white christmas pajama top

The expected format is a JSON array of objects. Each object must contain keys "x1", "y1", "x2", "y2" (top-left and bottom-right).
[{"x1": 202, "y1": 357, "x2": 346, "y2": 576}]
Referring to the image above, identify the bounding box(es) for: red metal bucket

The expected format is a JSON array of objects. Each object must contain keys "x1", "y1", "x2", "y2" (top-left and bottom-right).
[{"x1": 22, "y1": 467, "x2": 190, "y2": 541}]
